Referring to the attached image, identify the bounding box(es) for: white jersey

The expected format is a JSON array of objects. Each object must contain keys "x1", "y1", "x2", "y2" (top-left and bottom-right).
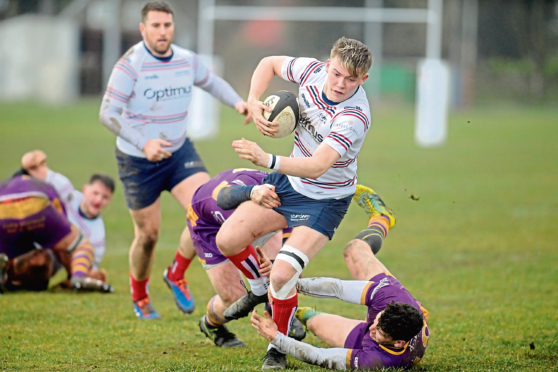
[
  {"x1": 101, "y1": 41, "x2": 243, "y2": 157},
  {"x1": 46, "y1": 170, "x2": 106, "y2": 269},
  {"x1": 281, "y1": 57, "x2": 371, "y2": 199}
]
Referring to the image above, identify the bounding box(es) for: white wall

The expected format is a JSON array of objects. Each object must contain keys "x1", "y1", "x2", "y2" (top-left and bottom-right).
[{"x1": 0, "y1": 15, "x2": 79, "y2": 104}]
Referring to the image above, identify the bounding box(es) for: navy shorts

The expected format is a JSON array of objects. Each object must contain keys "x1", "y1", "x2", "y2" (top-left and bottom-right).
[
  {"x1": 263, "y1": 172, "x2": 352, "y2": 240},
  {"x1": 116, "y1": 138, "x2": 208, "y2": 210}
]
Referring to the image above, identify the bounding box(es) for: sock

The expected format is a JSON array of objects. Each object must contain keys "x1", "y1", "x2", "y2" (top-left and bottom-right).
[
  {"x1": 70, "y1": 242, "x2": 95, "y2": 279},
  {"x1": 355, "y1": 216, "x2": 390, "y2": 255},
  {"x1": 295, "y1": 307, "x2": 323, "y2": 326},
  {"x1": 226, "y1": 245, "x2": 267, "y2": 295},
  {"x1": 130, "y1": 273, "x2": 149, "y2": 302},
  {"x1": 271, "y1": 292, "x2": 298, "y2": 335},
  {"x1": 205, "y1": 295, "x2": 226, "y2": 327},
  {"x1": 167, "y1": 251, "x2": 192, "y2": 281}
]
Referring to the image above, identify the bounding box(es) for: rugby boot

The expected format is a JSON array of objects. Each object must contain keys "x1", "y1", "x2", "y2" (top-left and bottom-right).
[
  {"x1": 262, "y1": 347, "x2": 287, "y2": 370},
  {"x1": 224, "y1": 290, "x2": 268, "y2": 320},
  {"x1": 71, "y1": 277, "x2": 114, "y2": 293},
  {"x1": 289, "y1": 316, "x2": 306, "y2": 341},
  {"x1": 0, "y1": 253, "x2": 8, "y2": 294},
  {"x1": 132, "y1": 296, "x2": 161, "y2": 319},
  {"x1": 199, "y1": 315, "x2": 246, "y2": 347},
  {"x1": 163, "y1": 268, "x2": 195, "y2": 314},
  {"x1": 353, "y1": 184, "x2": 396, "y2": 229}
]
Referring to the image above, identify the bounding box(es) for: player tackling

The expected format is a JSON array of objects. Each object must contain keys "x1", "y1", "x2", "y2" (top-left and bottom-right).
[{"x1": 216, "y1": 37, "x2": 375, "y2": 369}]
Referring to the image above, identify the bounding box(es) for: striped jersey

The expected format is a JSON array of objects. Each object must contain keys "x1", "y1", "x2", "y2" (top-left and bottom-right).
[
  {"x1": 46, "y1": 170, "x2": 106, "y2": 269},
  {"x1": 281, "y1": 57, "x2": 371, "y2": 199},
  {"x1": 102, "y1": 41, "x2": 242, "y2": 157}
]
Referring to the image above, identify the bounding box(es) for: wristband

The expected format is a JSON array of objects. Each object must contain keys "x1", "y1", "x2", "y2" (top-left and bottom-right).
[{"x1": 267, "y1": 154, "x2": 281, "y2": 170}]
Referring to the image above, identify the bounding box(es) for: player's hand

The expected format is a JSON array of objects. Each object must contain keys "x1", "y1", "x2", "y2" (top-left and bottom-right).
[
  {"x1": 251, "y1": 184, "x2": 280, "y2": 208},
  {"x1": 247, "y1": 98, "x2": 278, "y2": 136},
  {"x1": 21, "y1": 149, "x2": 49, "y2": 180},
  {"x1": 251, "y1": 309, "x2": 279, "y2": 342},
  {"x1": 232, "y1": 138, "x2": 268, "y2": 167},
  {"x1": 235, "y1": 101, "x2": 252, "y2": 125},
  {"x1": 256, "y1": 246, "x2": 272, "y2": 276},
  {"x1": 143, "y1": 139, "x2": 172, "y2": 162}
]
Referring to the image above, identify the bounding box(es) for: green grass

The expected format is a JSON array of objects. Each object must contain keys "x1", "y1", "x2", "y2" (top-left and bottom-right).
[{"x1": 1, "y1": 99, "x2": 557, "y2": 371}]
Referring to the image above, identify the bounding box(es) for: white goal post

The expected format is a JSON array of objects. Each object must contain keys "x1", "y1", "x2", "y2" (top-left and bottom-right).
[{"x1": 191, "y1": 0, "x2": 448, "y2": 146}]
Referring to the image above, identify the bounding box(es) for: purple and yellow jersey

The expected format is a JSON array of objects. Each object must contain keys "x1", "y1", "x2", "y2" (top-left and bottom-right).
[
  {"x1": 0, "y1": 176, "x2": 71, "y2": 258},
  {"x1": 344, "y1": 273, "x2": 429, "y2": 370},
  {"x1": 187, "y1": 169, "x2": 269, "y2": 267}
]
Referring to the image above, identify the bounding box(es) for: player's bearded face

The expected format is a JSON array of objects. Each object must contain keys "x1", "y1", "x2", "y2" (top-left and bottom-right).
[
  {"x1": 324, "y1": 57, "x2": 368, "y2": 103},
  {"x1": 141, "y1": 11, "x2": 174, "y2": 57}
]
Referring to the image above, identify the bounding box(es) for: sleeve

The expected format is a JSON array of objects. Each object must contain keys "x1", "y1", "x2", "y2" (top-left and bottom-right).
[
  {"x1": 192, "y1": 54, "x2": 243, "y2": 108},
  {"x1": 281, "y1": 57, "x2": 323, "y2": 86},
  {"x1": 99, "y1": 57, "x2": 149, "y2": 151},
  {"x1": 92, "y1": 221, "x2": 106, "y2": 269},
  {"x1": 45, "y1": 170, "x2": 75, "y2": 206},
  {"x1": 216, "y1": 185, "x2": 254, "y2": 210},
  {"x1": 296, "y1": 277, "x2": 370, "y2": 305},
  {"x1": 324, "y1": 108, "x2": 369, "y2": 157},
  {"x1": 272, "y1": 333, "x2": 349, "y2": 370}
]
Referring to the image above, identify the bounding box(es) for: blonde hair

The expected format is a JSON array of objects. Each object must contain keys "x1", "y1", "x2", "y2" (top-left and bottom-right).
[{"x1": 330, "y1": 37, "x2": 373, "y2": 77}]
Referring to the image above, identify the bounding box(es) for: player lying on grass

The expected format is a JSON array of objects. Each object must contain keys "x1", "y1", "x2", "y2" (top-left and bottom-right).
[
  {"x1": 251, "y1": 186, "x2": 429, "y2": 370},
  {"x1": 0, "y1": 175, "x2": 112, "y2": 293},
  {"x1": 186, "y1": 168, "x2": 304, "y2": 347},
  {"x1": 19, "y1": 149, "x2": 114, "y2": 284}
]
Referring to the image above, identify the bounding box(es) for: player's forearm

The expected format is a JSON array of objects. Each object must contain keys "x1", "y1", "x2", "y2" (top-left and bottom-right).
[
  {"x1": 248, "y1": 56, "x2": 283, "y2": 102},
  {"x1": 216, "y1": 185, "x2": 254, "y2": 210},
  {"x1": 272, "y1": 333, "x2": 348, "y2": 370},
  {"x1": 99, "y1": 100, "x2": 148, "y2": 151},
  {"x1": 273, "y1": 155, "x2": 330, "y2": 179},
  {"x1": 199, "y1": 74, "x2": 243, "y2": 108},
  {"x1": 296, "y1": 277, "x2": 368, "y2": 305}
]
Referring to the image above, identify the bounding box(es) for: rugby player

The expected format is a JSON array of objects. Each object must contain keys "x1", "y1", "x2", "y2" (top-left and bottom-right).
[
  {"x1": 216, "y1": 37, "x2": 381, "y2": 369},
  {"x1": 0, "y1": 175, "x2": 111, "y2": 293},
  {"x1": 250, "y1": 192, "x2": 429, "y2": 370},
  {"x1": 21, "y1": 150, "x2": 114, "y2": 283},
  {"x1": 98, "y1": 1, "x2": 249, "y2": 319},
  {"x1": 187, "y1": 168, "x2": 304, "y2": 347}
]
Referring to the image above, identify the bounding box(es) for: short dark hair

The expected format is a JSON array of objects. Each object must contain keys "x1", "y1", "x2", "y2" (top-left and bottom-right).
[
  {"x1": 141, "y1": 1, "x2": 174, "y2": 22},
  {"x1": 378, "y1": 302, "x2": 423, "y2": 342},
  {"x1": 89, "y1": 173, "x2": 115, "y2": 193}
]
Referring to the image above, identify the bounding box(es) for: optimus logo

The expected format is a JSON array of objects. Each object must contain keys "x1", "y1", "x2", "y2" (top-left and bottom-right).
[{"x1": 144, "y1": 86, "x2": 191, "y2": 101}]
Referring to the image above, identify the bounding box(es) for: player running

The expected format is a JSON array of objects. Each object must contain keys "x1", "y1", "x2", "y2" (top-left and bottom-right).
[
  {"x1": 216, "y1": 37, "x2": 375, "y2": 369},
  {"x1": 98, "y1": 1, "x2": 249, "y2": 319}
]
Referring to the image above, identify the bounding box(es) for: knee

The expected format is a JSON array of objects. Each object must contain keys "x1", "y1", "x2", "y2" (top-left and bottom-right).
[
  {"x1": 134, "y1": 227, "x2": 159, "y2": 252},
  {"x1": 220, "y1": 286, "x2": 246, "y2": 306},
  {"x1": 215, "y1": 227, "x2": 242, "y2": 256}
]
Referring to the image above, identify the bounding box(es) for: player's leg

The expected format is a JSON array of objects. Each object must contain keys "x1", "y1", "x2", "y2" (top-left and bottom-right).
[
  {"x1": 6, "y1": 249, "x2": 53, "y2": 291},
  {"x1": 296, "y1": 309, "x2": 362, "y2": 348},
  {"x1": 260, "y1": 226, "x2": 328, "y2": 370},
  {"x1": 129, "y1": 199, "x2": 162, "y2": 319},
  {"x1": 199, "y1": 261, "x2": 247, "y2": 347},
  {"x1": 352, "y1": 185, "x2": 396, "y2": 254},
  {"x1": 217, "y1": 201, "x2": 286, "y2": 305},
  {"x1": 344, "y1": 239, "x2": 389, "y2": 281},
  {"x1": 164, "y1": 171, "x2": 211, "y2": 314}
]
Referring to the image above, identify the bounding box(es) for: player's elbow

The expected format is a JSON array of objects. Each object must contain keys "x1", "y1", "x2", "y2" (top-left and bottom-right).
[{"x1": 306, "y1": 163, "x2": 329, "y2": 179}]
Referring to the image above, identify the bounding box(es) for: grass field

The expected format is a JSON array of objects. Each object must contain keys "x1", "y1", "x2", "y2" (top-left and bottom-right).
[{"x1": 0, "y1": 99, "x2": 557, "y2": 371}]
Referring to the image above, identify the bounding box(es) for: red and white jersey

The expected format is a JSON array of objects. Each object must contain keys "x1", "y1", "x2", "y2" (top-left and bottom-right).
[
  {"x1": 281, "y1": 57, "x2": 371, "y2": 199},
  {"x1": 102, "y1": 41, "x2": 242, "y2": 157},
  {"x1": 47, "y1": 170, "x2": 106, "y2": 269}
]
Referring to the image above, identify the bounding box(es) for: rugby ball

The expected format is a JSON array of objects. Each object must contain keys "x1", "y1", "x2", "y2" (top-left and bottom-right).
[{"x1": 263, "y1": 90, "x2": 300, "y2": 138}]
